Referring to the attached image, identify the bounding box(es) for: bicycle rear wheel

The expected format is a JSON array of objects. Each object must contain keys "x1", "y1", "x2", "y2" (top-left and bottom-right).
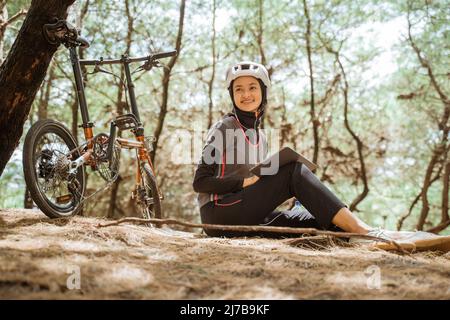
[
  {"x1": 23, "y1": 119, "x2": 86, "y2": 218},
  {"x1": 138, "y1": 162, "x2": 162, "y2": 222}
]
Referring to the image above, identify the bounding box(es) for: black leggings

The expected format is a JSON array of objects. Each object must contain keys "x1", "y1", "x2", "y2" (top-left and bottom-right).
[{"x1": 200, "y1": 162, "x2": 347, "y2": 238}]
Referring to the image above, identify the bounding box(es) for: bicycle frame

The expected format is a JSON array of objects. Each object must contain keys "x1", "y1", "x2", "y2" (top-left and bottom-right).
[{"x1": 68, "y1": 46, "x2": 155, "y2": 187}]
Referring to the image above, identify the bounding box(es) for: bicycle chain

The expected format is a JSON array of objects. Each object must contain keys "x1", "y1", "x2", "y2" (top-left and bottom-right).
[
  {"x1": 65, "y1": 138, "x2": 120, "y2": 215},
  {"x1": 71, "y1": 173, "x2": 118, "y2": 215},
  {"x1": 65, "y1": 136, "x2": 153, "y2": 216}
]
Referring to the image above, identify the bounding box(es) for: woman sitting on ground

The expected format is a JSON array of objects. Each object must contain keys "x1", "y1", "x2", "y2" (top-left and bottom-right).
[{"x1": 192, "y1": 61, "x2": 447, "y2": 248}]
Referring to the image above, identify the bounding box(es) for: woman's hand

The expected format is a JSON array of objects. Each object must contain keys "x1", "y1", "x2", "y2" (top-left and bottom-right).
[{"x1": 242, "y1": 175, "x2": 260, "y2": 188}]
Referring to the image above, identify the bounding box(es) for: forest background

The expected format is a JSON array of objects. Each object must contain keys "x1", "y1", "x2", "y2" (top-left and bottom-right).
[{"x1": 0, "y1": 0, "x2": 448, "y2": 234}]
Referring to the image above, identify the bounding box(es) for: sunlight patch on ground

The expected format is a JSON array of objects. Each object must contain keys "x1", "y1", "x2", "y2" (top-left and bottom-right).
[
  {"x1": 326, "y1": 270, "x2": 373, "y2": 289},
  {"x1": 61, "y1": 240, "x2": 101, "y2": 252},
  {"x1": 98, "y1": 265, "x2": 154, "y2": 291},
  {"x1": 0, "y1": 237, "x2": 50, "y2": 251},
  {"x1": 1, "y1": 210, "x2": 450, "y2": 299}
]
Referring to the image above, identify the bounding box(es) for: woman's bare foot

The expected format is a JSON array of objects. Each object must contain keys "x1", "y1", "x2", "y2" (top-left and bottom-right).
[{"x1": 331, "y1": 207, "x2": 372, "y2": 234}]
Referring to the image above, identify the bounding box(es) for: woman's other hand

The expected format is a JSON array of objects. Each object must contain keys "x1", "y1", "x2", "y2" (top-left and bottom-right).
[{"x1": 243, "y1": 175, "x2": 260, "y2": 188}]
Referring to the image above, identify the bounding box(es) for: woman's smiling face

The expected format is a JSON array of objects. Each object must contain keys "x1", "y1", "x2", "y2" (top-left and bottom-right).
[{"x1": 232, "y1": 76, "x2": 262, "y2": 112}]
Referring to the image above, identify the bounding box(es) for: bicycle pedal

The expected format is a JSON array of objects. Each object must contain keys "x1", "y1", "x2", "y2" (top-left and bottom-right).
[{"x1": 56, "y1": 194, "x2": 72, "y2": 204}]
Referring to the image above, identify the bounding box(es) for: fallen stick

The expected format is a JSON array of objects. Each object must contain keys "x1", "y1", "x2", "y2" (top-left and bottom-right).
[{"x1": 96, "y1": 217, "x2": 408, "y2": 252}]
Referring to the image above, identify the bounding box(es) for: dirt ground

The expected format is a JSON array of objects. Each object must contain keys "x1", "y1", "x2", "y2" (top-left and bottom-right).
[{"x1": 0, "y1": 208, "x2": 449, "y2": 299}]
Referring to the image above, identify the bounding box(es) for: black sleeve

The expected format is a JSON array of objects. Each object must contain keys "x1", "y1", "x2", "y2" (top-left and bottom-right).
[
  {"x1": 192, "y1": 150, "x2": 244, "y2": 195},
  {"x1": 193, "y1": 121, "x2": 244, "y2": 194}
]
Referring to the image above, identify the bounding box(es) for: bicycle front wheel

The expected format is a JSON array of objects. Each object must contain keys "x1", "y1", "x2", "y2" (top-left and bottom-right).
[
  {"x1": 138, "y1": 163, "x2": 162, "y2": 221},
  {"x1": 23, "y1": 119, "x2": 86, "y2": 218}
]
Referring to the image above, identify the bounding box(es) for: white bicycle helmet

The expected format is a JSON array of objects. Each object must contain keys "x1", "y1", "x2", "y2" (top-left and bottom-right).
[{"x1": 225, "y1": 61, "x2": 271, "y2": 90}]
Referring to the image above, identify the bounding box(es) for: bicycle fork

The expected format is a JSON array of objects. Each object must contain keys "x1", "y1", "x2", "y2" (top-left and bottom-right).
[{"x1": 105, "y1": 118, "x2": 161, "y2": 199}]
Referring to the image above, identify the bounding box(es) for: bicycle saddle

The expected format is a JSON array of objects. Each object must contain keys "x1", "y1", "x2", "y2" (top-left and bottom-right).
[{"x1": 43, "y1": 18, "x2": 90, "y2": 49}]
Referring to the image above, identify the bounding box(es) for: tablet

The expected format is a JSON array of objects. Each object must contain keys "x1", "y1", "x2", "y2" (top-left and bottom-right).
[{"x1": 249, "y1": 146, "x2": 318, "y2": 176}]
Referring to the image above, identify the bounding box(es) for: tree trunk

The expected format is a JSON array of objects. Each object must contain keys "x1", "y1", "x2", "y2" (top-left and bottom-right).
[
  {"x1": 256, "y1": 0, "x2": 269, "y2": 129},
  {"x1": 338, "y1": 58, "x2": 369, "y2": 211},
  {"x1": 416, "y1": 150, "x2": 443, "y2": 230},
  {"x1": 24, "y1": 57, "x2": 56, "y2": 208},
  {"x1": 113, "y1": 0, "x2": 134, "y2": 120},
  {"x1": 396, "y1": 164, "x2": 443, "y2": 230},
  {"x1": 317, "y1": 33, "x2": 370, "y2": 211},
  {"x1": 107, "y1": 174, "x2": 122, "y2": 219},
  {"x1": 123, "y1": 0, "x2": 133, "y2": 57},
  {"x1": 150, "y1": 0, "x2": 185, "y2": 164},
  {"x1": 303, "y1": 0, "x2": 319, "y2": 166},
  {"x1": 0, "y1": 0, "x2": 75, "y2": 178},
  {"x1": 207, "y1": 0, "x2": 217, "y2": 129},
  {"x1": 71, "y1": 97, "x2": 78, "y2": 143},
  {"x1": 107, "y1": 0, "x2": 134, "y2": 219},
  {"x1": 441, "y1": 159, "x2": 450, "y2": 224},
  {"x1": 37, "y1": 60, "x2": 56, "y2": 120},
  {"x1": 406, "y1": 7, "x2": 450, "y2": 230},
  {"x1": 24, "y1": 187, "x2": 33, "y2": 208},
  {"x1": 427, "y1": 159, "x2": 450, "y2": 233},
  {"x1": 0, "y1": 1, "x2": 7, "y2": 64}
]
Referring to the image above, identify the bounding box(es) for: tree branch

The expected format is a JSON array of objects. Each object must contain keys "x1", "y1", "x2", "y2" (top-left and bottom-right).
[
  {"x1": 0, "y1": 9, "x2": 26, "y2": 30},
  {"x1": 97, "y1": 217, "x2": 391, "y2": 242},
  {"x1": 302, "y1": 0, "x2": 319, "y2": 166},
  {"x1": 151, "y1": 0, "x2": 185, "y2": 164}
]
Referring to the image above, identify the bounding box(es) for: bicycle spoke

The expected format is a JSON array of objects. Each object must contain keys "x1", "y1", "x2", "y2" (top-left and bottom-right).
[{"x1": 32, "y1": 132, "x2": 77, "y2": 210}]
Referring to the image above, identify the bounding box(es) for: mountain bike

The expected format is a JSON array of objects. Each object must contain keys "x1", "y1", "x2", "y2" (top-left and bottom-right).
[{"x1": 22, "y1": 19, "x2": 176, "y2": 222}]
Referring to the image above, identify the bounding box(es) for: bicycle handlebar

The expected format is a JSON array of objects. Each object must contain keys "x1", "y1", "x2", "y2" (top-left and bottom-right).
[
  {"x1": 43, "y1": 19, "x2": 176, "y2": 65},
  {"x1": 79, "y1": 50, "x2": 177, "y2": 66}
]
